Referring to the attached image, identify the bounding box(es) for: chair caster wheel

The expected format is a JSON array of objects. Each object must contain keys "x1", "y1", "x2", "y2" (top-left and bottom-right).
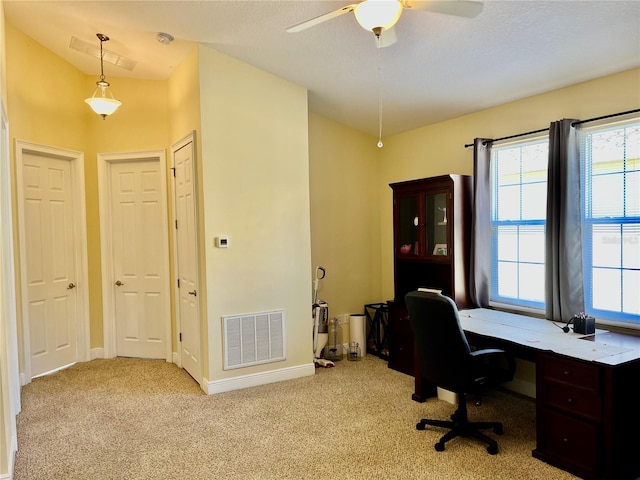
[
  {"x1": 487, "y1": 444, "x2": 498, "y2": 455},
  {"x1": 416, "y1": 422, "x2": 425, "y2": 431},
  {"x1": 434, "y1": 442, "x2": 445, "y2": 452},
  {"x1": 494, "y1": 425, "x2": 503, "y2": 435}
]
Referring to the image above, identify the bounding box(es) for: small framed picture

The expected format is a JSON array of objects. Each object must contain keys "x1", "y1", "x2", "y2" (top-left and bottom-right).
[{"x1": 433, "y1": 244, "x2": 447, "y2": 255}]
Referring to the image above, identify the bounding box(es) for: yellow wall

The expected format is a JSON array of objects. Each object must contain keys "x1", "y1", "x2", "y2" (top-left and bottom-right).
[
  {"x1": 5, "y1": 23, "x2": 88, "y2": 367},
  {"x1": 197, "y1": 45, "x2": 312, "y2": 379},
  {"x1": 166, "y1": 44, "x2": 207, "y2": 376},
  {"x1": 306, "y1": 67, "x2": 640, "y2": 350},
  {"x1": 308, "y1": 113, "x2": 382, "y2": 320},
  {"x1": 377, "y1": 67, "x2": 640, "y2": 301},
  {"x1": 6, "y1": 23, "x2": 172, "y2": 354},
  {"x1": 83, "y1": 76, "x2": 170, "y2": 349}
]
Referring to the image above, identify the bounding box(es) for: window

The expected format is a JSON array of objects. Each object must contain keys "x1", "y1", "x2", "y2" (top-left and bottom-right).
[
  {"x1": 490, "y1": 138, "x2": 548, "y2": 308},
  {"x1": 581, "y1": 119, "x2": 640, "y2": 322}
]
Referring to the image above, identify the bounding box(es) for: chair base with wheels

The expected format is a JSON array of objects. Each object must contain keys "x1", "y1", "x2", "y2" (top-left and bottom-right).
[{"x1": 416, "y1": 392, "x2": 502, "y2": 454}]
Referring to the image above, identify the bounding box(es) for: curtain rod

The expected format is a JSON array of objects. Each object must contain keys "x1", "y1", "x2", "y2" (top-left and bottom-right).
[{"x1": 463, "y1": 108, "x2": 640, "y2": 148}]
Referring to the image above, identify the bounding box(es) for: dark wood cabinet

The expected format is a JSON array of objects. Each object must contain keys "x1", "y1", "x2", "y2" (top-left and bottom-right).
[
  {"x1": 387, "y1": 175, "x2": 472, "y2": 376},
  {"x1": 533, "y1": 351, "x2": 640, "y2": 480}
]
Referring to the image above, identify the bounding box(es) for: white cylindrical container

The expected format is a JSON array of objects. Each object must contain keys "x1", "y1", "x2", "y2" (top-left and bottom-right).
[{"x1": 349, "y1": 314, "x2": 366, "y2": 358}]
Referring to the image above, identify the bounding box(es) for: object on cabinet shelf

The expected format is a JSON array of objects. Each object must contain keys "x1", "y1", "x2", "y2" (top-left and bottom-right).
[
  {"x1": 437, "y1": 206, "x2": 447, "y2": 225},
  {"x1": 433, "y1": 244, "x2": 447, "y2": 255}
]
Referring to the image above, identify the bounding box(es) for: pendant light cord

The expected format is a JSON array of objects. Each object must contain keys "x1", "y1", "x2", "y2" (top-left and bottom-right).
[{"x1": 99, "y1": 37, "x2": 105, "y2": 81}]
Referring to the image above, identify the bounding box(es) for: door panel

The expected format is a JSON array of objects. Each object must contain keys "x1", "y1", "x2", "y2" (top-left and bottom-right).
[
  {"x1": 22, "y1": 153, "x2": 78, "y2": 376},
  {"x1": 173, "y1": 135, "x2": 201, "y2": 383},
  {"x1": 110, "y1": 159, "x2": 167, "y2": 358}
]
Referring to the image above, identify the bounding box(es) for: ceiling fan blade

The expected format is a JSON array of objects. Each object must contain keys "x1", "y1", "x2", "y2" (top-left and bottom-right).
[
  {"x1": 377, "y1": 27, "x2": 398, "y2": 48},
  {"x1": 286, "y1": 4, "x2": 359, "y2": 33},
  {"x1": 400, "y1": 0, "x2": 483, "y2": 18}
]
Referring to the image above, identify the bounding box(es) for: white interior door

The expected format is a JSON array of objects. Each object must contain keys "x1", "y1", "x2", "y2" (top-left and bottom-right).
[
  {"x1": 16, "y1": 141, "x2": 90, "y2": 381},
  {"x1": 172, "y1": 133, "x2": 201, "y2": 383},
  {"x1": 99, "y1": 152, "x2": 171, "y2": 360}
]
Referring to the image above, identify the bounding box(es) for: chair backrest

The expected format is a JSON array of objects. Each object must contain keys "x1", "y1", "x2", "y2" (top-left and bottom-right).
[{"x1": 405, "y1": 290, "x2": 475, "y2": 394}]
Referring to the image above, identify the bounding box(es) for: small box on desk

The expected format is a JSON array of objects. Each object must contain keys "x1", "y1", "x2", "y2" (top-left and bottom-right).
[{"x1": 573, "y1": 315, "x2": 595, "y2": 335}]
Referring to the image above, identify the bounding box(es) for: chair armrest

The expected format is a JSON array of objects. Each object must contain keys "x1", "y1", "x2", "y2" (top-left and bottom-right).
[{"x1": 471, "y1": 348, "x2": 507, "y2": 358}]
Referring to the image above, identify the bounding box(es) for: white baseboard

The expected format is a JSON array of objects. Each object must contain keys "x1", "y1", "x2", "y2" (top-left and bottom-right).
[
  {"x1": 90, "y1": 348, "x2": 104, "y2": 360},
  {"x1": 206, "y1": 363, "x2": 315, "y2": 395}
]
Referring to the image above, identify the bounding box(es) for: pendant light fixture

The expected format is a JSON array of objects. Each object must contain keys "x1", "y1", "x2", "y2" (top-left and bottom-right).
[{"x1": 85, "y1": 33, "x2": 121, "y2": 119}]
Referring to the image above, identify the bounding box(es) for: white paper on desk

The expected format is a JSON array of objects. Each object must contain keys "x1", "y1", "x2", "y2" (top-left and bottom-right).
[
  {"x1": 551, "y1": 340, "x2": 633, "y2": 362},
  {"x1": 459, "y1": 308, "x2": 633, "y2": 362}
]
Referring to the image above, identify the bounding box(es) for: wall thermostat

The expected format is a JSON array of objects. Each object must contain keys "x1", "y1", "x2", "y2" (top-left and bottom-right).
[{"x1": 215, "y1": 236, "x2": 229, "y2": 248}]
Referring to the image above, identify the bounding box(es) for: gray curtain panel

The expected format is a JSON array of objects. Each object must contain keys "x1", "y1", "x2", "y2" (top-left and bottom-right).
[
  {"x1": 545, "y1": 119, "x2": 585, "y2": 322},
  {"x1": 470, "y1": 138, "x2": 493, "y2": 307}
]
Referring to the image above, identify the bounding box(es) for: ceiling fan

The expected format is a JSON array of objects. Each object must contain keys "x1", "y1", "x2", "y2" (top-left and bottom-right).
[{"x1": 287, "y1": 0, "x2": 483, "y2": 46}]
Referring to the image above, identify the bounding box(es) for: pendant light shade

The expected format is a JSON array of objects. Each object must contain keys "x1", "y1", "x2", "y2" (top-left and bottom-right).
[
  {"x1": 354, "y1": 0, "x2": 402, "y2": 36},
  {"x1": 85, "y1": 34, "x2": 121, "y2": 119}
]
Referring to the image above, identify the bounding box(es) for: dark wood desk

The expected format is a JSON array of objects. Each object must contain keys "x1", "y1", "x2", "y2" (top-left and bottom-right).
[{"x1": 412, "y1": 308, "x2": 640, "y2": 480}]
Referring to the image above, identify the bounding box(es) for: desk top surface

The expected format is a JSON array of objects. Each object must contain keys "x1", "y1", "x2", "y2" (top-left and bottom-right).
[{"x1": 458, "y1": 308, "x2": 640, "y2": 366}]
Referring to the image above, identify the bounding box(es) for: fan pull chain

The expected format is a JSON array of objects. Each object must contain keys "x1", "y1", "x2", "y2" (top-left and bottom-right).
[{"x1": 377, "y1": 37, "x2": 384, "y2": 148}]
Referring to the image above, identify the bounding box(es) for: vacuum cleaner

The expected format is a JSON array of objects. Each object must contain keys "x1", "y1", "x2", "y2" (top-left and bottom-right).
[{"x1": 312, "y1": 266, "x2": 334, "y2": 368}]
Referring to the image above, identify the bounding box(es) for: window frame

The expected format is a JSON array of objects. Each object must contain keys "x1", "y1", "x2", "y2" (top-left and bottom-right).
[
  {"x1": 580, "y1": 117, "x2": 640, "y2": 324},
  {"x1": 489, "y1": 135, "x2": 548, "y2": 311}
]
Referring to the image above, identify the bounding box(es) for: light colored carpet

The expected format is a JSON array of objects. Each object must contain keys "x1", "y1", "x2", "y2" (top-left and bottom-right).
[{"x1": 14, "y1": 355, "x2": 576, "y2": 479}]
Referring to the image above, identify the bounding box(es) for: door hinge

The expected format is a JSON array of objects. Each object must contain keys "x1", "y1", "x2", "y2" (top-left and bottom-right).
[
  {"x1": 177, "y1": 278, "x2": 180, "y2": 288},
  {"x1": 175, "y1": 220, "x2": 178, "y2": 229},
  {"x1": 171, "y1": 167, "x2": 176, "y2": 177},
  {"x1": 179, "y1": 332, "x2": 182, "y2": 342}
]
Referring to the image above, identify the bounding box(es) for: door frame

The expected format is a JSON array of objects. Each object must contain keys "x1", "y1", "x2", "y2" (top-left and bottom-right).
[
  {"x1": 15, "y1": 140, "x2": 90, "y2": 384},
  {"x1": 169, "y1": 131, "x2": 201, "y2": 374},
  {"x1": 97, "y1": 150, "x2": 172, "y2": 361}
]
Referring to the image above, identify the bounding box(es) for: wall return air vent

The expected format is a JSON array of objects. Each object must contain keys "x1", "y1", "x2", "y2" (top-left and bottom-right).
[{"x1": 223, "y1": 310, "x2": 285, "y2": 370}]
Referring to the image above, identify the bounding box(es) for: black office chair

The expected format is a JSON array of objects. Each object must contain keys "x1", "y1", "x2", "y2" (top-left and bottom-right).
[{"x1": 405, "y1": 290, "x2": 515, "y2": 455}]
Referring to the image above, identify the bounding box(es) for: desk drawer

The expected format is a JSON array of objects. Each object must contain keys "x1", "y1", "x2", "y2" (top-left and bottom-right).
[
  {"x1": 537, "y1": 408, "x2": 599, "y2": 476},
  {"x1": 544, "y1": 382, "x2": 601, "y2": 422},
  {"x1": 539, "y1": 355, "x2": 599, "y2": 390}
]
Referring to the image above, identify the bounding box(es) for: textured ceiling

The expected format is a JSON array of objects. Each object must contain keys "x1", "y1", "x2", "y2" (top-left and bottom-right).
[{"x1": 4, "y1": 1, "x2": 640, "y2": 137}]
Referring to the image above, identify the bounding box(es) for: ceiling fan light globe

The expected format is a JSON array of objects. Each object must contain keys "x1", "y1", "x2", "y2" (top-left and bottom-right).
[{"x1": 355, "y1": 0, "x2": 402, "y2": 33}]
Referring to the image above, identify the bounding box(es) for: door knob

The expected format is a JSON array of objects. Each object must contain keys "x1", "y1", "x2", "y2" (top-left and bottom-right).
[
  {"x1": 67, "y1": 282, "x2": 76, "y2": 290},
  {"x1": 188, "y1": 290, "x2": 197, "y2": 296},
  {"x1": 115, "y1": 280, "x2": 124, "y2": 286}
]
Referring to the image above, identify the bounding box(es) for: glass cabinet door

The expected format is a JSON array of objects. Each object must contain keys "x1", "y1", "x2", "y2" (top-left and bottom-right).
[
  {"x1": 398, "y1": 195, "x2": 419, "y2": 255},
  {"x1": 425, "y1": 192, "x2": 448, "y2": 256}
]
